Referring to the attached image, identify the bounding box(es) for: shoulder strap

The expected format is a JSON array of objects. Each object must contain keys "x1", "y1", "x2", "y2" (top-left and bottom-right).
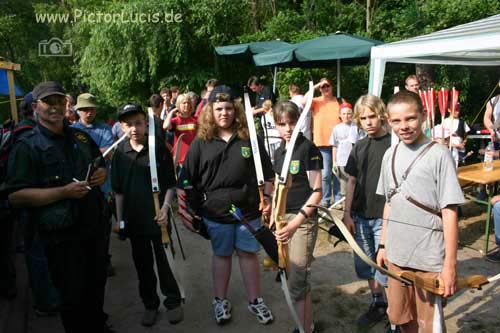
[
  {"x1": 391, "y1": 141, "x2": 437, "y2": 187},
  {"x1": 491, "y1": 95, "x2": 500, "y2": 109}
]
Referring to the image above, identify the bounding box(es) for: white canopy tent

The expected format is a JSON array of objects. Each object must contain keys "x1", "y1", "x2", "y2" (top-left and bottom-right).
[{"x1": 369, "y1": 14, "x2": 500, "y2": 96}]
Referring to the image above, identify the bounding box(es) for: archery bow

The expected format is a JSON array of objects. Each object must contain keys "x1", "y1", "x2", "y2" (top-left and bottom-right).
[
  {"x1": 244, "y1": 91, "x2": 267, "y2": 215},
  {"x1": 173, "y1": 133, "x2": 185, "y2": 170},
  {"x1": 272, "y1": 81, "x2": 314, "y2": 333},
  {"x1": 310, "y1": 205, "x2": 412, "y2": 285},
  {"x1": 396, "y1": 271, "x2": 500, "y2": 296},
  {"x1": 148, "y1": 109, "x2": 186, "y2": 302},
  {"x1": 312, "y1": 205, "x2": 500, "y2": 296},
  {"x1": 171, "y1": 132, "x2": 186, "y2": 260}
]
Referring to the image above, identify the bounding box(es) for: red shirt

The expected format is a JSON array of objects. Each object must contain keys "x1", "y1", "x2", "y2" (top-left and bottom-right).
[{"x1": 171, "y1": 116, "x2": 197, "y2": 165}]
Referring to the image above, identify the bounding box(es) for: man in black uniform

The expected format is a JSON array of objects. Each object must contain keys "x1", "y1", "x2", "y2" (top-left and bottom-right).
[{"x1": 5, "y1": 81, "x2": 110, "y2": 333}]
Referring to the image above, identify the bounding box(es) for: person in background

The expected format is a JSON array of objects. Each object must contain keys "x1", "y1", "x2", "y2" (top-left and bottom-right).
[
  {"x1": 195, "y1": 79, "x2": 219, "y2": 118},
  {"x1": 310, "y1": 78, "x2": 341, "y2": 207},
  {"x1": 289, "y1": 83, "x2": 310, "y2": 140},
  {"x1": 72, "y1": 93, "x2": 116, "y2": 280},
  {"x1": 329, "y1": 102, "x2": 360, "y2": 204},
  {"x1": 65, "y1": 95, "x2": 78, "y2": 124},
  {"x1": 248, "y1": 76, "x2": 276, "y2": 139},
  {"x1": 404, "y1": 75, "x2": 419, "y2": 94},
  {"x1": 187, "y1": 91, "x2": 200, "y2": 110},
  {"x1": 163, "y1": 93, "x2": 197, "y2": 167},
  {"x1": 483, "y1": 88, "x2": 500, "y2": 144},
  {"x1": 148, "y1": 94, "x2": 167, "y2": 145},
  {"x1": 160, "y1": 87, "x2": 172, "y2": 119},
  {"x1": 170, "y1": 86, "x2": 180, "y2": 108},
  {"x1": 442, "y1": 102, "x2": 470, "y2": 165}
]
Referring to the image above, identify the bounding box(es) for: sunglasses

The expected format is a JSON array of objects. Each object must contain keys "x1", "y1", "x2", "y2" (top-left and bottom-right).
[
  {"x1": 320, "y1": 84, "x2": 331, "y2": 89},
  {"x1": 39, "y1": 95, "x2": 67, "y2": 107}
]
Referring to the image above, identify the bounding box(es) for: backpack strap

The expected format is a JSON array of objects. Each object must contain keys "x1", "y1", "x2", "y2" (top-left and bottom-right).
[{"x1": 390, "y1": 141, "x2": 441, "y2": 217}]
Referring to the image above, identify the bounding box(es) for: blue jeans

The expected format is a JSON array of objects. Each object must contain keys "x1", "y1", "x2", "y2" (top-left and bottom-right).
[
  {"x1": 353, "y1": 215, "x2": 387, "y2": 286},
  {"x1": 493, "y1": 202, "x2": 500, "y2": 247},
  {"x1": 319, "y1": 147, "x2": 339, "y2": 205}
]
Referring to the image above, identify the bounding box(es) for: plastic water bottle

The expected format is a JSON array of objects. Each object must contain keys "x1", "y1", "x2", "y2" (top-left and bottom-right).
[{"x1": 484, "y1": 142, "x2": 494, "y2": 171}]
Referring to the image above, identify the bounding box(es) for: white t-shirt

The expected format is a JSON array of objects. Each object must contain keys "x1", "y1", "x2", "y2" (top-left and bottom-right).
[
  {"x1": 490, "y1": 95, "x2": 500, "y2": 139},
  {"x1": 441, "y1": 117, "x2": 470, "y2": 163},
  {"x1": 328, "y1": 122, "x2": 360, "y2": 166},
  {"x1": 261, "y1": 112, "x2": 282, "y2": 163},
  {"x1": 290, "y1": 95, "x2": 311, "y2": 140}
]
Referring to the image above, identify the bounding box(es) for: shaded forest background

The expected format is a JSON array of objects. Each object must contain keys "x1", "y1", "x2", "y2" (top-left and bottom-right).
[{"x1": 1, "y1": 0, "x2": 500, "y2": 123}]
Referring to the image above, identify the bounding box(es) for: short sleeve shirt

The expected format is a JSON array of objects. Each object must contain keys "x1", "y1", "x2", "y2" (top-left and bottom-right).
[
  {"x1": 344, "y1": 133, "x2": 391, "y2": 218},
  {"x1": 180, "y1": 134, "x2": 274, "y2": 223},
  {"x1": 329, "y1": 122, "x2": 360, "y2": 166},
  {"x1": 255, "y1": 86, "x2": 275, "y2": 108},
  {"x1": 170, "y1": 116, "x2": 197, "y2": 165},
  {"x1": 376, "y1": 139, "x2": 465, "y2": 272},
  {"x1": 311, "y1": 97, "x2": 340, "y2": 147},
  {"x1": 111, "y1": 136, "x2": 175, "y2": 237},
  {"x1": 71, "y1": 121, "x2": 113, "y2": 149},
  {"x1": 273, "y1": 134, "x2": 322, "y2": 213}
]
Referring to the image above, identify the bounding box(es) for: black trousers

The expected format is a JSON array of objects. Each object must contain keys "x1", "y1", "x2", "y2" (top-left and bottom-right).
[
  {"x1": 129, "y1": 235, "x2": 181, "y2": 310},
  {"x1": 45, "y1": 232, "x2": 108, "y2": 333},
  {"x1": 0, "y1": 213, "x2": 16, "y2": 296}
]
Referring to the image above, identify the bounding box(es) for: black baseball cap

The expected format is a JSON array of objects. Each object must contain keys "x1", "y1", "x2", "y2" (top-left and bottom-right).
[
  {"x1": 118, "y1": 103, "x2": 145, "y2": 121},
  {"x1": 32, "y1": 81, "x2": 66, "y2": 100},
  {"x1": 208, "y1": 85, "x2": 236, "y2": 103}
]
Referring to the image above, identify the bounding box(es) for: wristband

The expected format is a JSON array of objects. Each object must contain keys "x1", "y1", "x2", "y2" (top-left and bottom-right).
[
  {"x1": 378, "y1": 244, "x2": 385, "y2": 250},
  {"x1": 299, "y1": 209, "x2": 309, "y2": 219},
  {"x1": 263, "y1": 193, "x2": 271, "y2": 198}
]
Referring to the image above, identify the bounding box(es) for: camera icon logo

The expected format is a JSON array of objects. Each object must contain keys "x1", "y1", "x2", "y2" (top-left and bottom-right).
[{"x1": 39, "y1": 37, "x2": 72, "y2": 57}]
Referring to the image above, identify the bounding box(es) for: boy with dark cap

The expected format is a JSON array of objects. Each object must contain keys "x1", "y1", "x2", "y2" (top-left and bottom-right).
[
  {"x1": 5, "y1": 81, "x2": 110, "y2": 332},
  {"x1": 111, "y1": 104, "x2": 183, "y2": 327}
]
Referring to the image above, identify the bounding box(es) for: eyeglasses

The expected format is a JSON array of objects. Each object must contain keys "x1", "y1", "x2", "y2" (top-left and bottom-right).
[{"x1": 320, "y1": 84, "x2": 331, "y2": 89}]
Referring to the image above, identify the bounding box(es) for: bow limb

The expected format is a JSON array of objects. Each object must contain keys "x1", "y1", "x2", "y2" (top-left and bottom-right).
[
  {"x1": 148, "y1": 110, "x2": 186, "y2": 302},
  {"x1": 397, "y1": 272, "x2": 499, "y2": 296},
  {"x1": 272, "y1": 175, "x2": 304, "y2": 333},
  {"x1": 273, "y1": 177, "x2": 292, "y2": 271},
  {"x1": 309, "y1": 205, "x2": 412, "y2": 286}
]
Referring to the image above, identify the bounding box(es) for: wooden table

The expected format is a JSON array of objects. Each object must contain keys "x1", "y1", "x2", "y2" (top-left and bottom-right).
[{"x1": 457, "y1": 160, "x2": 500, "y2": 254}]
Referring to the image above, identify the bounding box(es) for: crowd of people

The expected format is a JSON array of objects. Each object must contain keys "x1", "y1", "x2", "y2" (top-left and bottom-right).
[{"x1": 0, "y1": 73, "x2": 495, "y2": 333}]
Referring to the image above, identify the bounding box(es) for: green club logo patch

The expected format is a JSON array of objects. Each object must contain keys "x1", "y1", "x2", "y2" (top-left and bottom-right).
[
  {"x1": 241, "y1": 146, "x2": 251, "y2": 159},
  {"x1": 290, "y1": 160, "x2": 300, "y2": 174}
]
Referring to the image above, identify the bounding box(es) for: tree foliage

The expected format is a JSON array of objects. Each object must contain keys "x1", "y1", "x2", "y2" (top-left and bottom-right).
[{"x1": 1, "y1": 0, "x2": 500, "y2": 122}]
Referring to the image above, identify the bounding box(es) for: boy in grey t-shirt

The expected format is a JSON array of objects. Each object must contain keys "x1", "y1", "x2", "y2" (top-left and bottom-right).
[{"x1": 376, "y1": 91, "x2": 464, "y2": 333}]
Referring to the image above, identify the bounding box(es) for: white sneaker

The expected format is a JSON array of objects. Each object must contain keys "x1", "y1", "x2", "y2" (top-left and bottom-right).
[
  {"x1": 212, "y1": 298, "x2": 231, "y2": 325},
  {"x1": 248, "y1": 297, "x2": 273, "y2": 324}
]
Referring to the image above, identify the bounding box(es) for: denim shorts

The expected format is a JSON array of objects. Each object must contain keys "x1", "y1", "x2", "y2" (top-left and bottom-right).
[
  {"x1": 203, "y1": 217, "x2": 261, "y2": 256},
  {"x1": 353, "y1": 215, "x2": 388, "y2": 286}
]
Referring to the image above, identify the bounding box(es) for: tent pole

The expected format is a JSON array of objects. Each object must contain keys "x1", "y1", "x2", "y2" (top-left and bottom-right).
[
  {"x1": 0, "y1": 60, "x2": 21, "y2": 123},
  {"x1": 272, "y1": 66, "x2": 278, "y2": 94},
  {"x1": 337, "y1": 59, "x2": 341, "y2": 97}
]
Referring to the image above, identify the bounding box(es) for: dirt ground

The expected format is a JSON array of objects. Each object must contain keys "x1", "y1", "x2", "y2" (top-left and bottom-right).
[{"x1": 29, "y1": 200, "x2": 500, "y2": 333}]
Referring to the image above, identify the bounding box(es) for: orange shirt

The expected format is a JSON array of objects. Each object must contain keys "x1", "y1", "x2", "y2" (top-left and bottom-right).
[{"x1": 311, "y1": 96, "x2": 340, "y2": 147}]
